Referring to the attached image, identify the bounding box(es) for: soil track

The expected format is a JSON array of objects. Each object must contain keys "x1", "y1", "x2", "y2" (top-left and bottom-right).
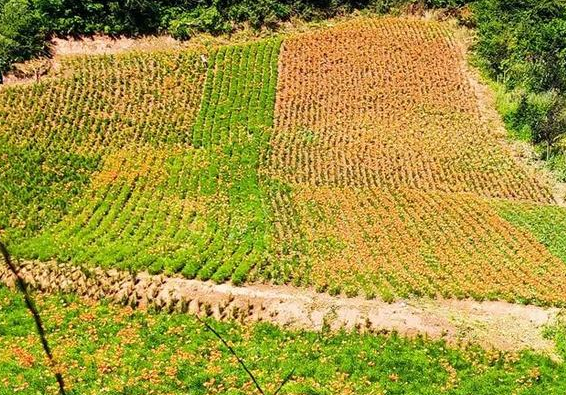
[{"x1": 0, "y1": 260, "x2": 560, "y2": 355}]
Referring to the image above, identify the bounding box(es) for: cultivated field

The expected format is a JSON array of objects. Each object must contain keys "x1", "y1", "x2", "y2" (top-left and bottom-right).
[
  {"x1": 2, "y1": 39, "x2": 282, "y2": 285},
  {"x1": 1, "y1": 17, "x2": 565, "y2": 305},
  {"x1": 4, "y1": 286, "x2": 566, "y2": 394},
  {"x1": 268, "y1": 19, "x2": 552, "y2": 201},
  {"x1": 266, "y1": 18, "x2": 566, "y2": 304}
]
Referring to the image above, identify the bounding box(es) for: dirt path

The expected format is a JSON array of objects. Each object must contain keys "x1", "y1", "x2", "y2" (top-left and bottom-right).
[{"x1": 1, "y1": 260, "x2": 561, "y2": 355}]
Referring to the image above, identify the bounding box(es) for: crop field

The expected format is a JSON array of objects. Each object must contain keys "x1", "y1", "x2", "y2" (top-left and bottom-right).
[
  {"x1": 0, "y1": 50, "x2": 207, "y2": 240},
  {"x1": 267, "y1": 18, "x2": 553, "y2": 202},
  {"x1": 265, "y1": 18, "x2": 566, "y2": 304},
  {"x1": 6, "y1": 38, "x2": 282, "y2": 285},
  {"x1": 270, "y1": 186, "x2": 566, "y2": 303},
  {"x1": 1, "y1": 17, "x2": 565, "y2": 305}
]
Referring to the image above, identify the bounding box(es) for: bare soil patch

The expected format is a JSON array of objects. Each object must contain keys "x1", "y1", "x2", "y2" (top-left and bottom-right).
[
  {"x1": 0, "y1": 260, "x2": 560, "y2": 356},
  {"x1": 51, "y1": 35, "x2": 185, "y2": 56}
]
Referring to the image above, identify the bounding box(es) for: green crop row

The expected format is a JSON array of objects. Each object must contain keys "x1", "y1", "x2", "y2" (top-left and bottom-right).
[
  {"x1": 0, "y1": 50, "x2": 207, "y2": 242},
  {"x1": 14, "y1": 38, "x2": 283, "y2": 284}
]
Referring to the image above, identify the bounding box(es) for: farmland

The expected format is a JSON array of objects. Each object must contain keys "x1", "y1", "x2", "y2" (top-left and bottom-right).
[
  {"x1": 3, "y1": 286, "x2": 566, "y2": 394},
  {"x1": 1, "y1": 17, "x2": 565, "y2": 306},
  {"x1": 4, "y1": 39, "x2": 282, "y2": 285},
  {"x1": 265, "y1": 18, "x2": 566, "y2": 304},
  {"x1": 267, "y1": 19, "x2": 552, "y2": 202}
]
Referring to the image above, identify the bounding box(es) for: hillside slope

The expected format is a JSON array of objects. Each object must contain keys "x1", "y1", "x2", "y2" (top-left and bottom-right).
[{"x1": 1, "y1": 17, "x2": 565, "y2": 305}]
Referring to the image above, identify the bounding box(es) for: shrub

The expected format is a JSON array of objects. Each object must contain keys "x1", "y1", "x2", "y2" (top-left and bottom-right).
[
  {"x1": 168, "y1": 5, "x2": 231, "y2": 40},
  {"x1": 0, "y1": 0, "x2": 47, "y2": 77}
]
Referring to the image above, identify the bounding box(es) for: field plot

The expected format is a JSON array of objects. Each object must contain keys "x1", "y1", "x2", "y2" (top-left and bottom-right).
[
  {"x1": 0, "y1": 50, "x2": 207, "y2": 240},
  {"x1": 4, "y1": 286, "x2": 566, "y2": 394},
  {"x1": 264, "y1": 18, "x2": 566, "y2": 304},
  {"x1": 5, "y1": 38, "x2": 282, "y2": 285},
  {"x1": 270, "y1": 186, "x2": 566, "y2": 304},
  {"x1": 1, "y1": 17, "x2": 565, "y2": 305},
  {"x1": 267, "y1": 18, "x2": 552, "y2": 203}
]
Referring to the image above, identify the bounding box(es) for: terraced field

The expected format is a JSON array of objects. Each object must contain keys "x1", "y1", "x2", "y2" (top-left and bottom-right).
[
  {"x1": 4, "y1": 39, "x2": 282, "y2": 286},
  {"x1": 1, "y1": 17, "x2": 566, "y2": 305}
]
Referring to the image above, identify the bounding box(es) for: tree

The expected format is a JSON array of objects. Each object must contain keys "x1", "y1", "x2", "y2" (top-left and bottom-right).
[
  {"x1": 532, "y1": 91, "x2": 566, "y2": 159},
  {"x1": 0, "y1": 0, "x2": 47, "y2": 81}
]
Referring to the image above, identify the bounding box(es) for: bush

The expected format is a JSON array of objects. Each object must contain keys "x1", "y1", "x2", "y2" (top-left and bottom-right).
[
  {"x1": 168, "y1": 5, "x2": 231, "y2": 40},
  {"x1": 473, "y1": 0, "x2": 566, "y2": 92},
  {"x1": 0, "y1": 0, "x2": 47, "y2": 77},
  {"x1": 226, "y1": 0, "x2": 291, "y2": 29},
  {"x1": 473, "y1": 0, "x2": 566, "y2": 173}
]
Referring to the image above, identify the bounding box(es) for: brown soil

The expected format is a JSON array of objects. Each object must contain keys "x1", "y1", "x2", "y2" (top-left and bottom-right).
[
  {"x1": 51, "y1": 35, "x2": 185, "y2": 56},
  {"x1": 158, "y1": 278, "x2": 560, "y2": 355},
  {"x1": 1, "y1": 260, "x2": 560, "y2": 356}
]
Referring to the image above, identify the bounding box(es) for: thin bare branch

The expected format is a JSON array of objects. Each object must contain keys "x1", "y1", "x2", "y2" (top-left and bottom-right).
[
  {"x1": 195, "y1": 314, "x2": 294, "y2": 395},
  {"x1": 196, "y1": 314, "x2": 266, "y2": 394},
  {"x1": 273, "y1": 367, "x2": 295, "y2": 395},
  {"x1": 0, "y1": 241, "x2": 67, "y2": 395}
]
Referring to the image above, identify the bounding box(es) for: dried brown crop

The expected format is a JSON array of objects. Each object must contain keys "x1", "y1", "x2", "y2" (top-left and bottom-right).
[{"x1": 267, "y1": 18, "x2": 553, "y2": 203}]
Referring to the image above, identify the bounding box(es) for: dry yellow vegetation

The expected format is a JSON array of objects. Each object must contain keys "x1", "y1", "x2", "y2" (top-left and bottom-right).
[{"x1": 265, "y1": 18, "x2": 566, "y2": 304}]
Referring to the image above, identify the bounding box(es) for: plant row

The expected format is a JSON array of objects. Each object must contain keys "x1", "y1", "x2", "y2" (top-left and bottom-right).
[
  {"x1": 15, "y1": 38, "x2": 283, "y2": 285},
  {"x1": 266, "y1": 18, "x2": 554, "y2": 203},
  {"x1": 268, "y1": 184, "x2": 566, "y2": 305}
]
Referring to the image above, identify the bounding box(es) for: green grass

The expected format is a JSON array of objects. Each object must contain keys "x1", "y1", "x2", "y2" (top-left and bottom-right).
[
  {"x1": 9, "y1": 38, "x2": 283, "y2": 283},
  {"x1": 1, "y1": 285, "x2": 566, "y2": 395},
  {"x1": 495, "y1": 201, "x2": 566, "y2": 264}
]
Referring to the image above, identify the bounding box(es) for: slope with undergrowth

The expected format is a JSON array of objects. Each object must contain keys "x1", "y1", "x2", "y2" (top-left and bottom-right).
[{"x1": 1, "y1": 17, "x2": 566, "y2": 305}]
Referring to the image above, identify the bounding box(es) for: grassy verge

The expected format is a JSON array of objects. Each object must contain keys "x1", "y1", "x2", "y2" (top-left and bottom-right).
[
  {"x1": 1, "y1": 285, "x2": 566, "y2": 394},
  {"x1": 494, "y1": 200, "x2": 566, "y2": 264},
  {"x1": 491, "y1": 81, "x2": 566, "y2": 182}
]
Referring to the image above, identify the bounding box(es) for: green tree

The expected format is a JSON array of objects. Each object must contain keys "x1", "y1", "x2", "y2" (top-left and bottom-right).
[
  {"x1": 0, "y1": 0, "x2": 47, "y2": 82},
  {"x1": 474, "y1": 0, "x2": 566, "y2": 92}
]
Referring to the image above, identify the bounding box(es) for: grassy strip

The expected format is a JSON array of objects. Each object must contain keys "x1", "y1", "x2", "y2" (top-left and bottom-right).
[
  {"x1": 1, "y1": 285, "x2": 565, "y2": 394},
  {"x1": 494, "y1": 201, "x2": 566, "y2": 265}
]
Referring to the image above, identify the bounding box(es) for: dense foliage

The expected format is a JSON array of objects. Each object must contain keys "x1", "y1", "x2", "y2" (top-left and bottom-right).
[
  {"x1": 473, "y1": 0, "x2": 566, "y2": 178},
  {"x1": 0, "y1": 0, "x2": 47, "y2": 81}
]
